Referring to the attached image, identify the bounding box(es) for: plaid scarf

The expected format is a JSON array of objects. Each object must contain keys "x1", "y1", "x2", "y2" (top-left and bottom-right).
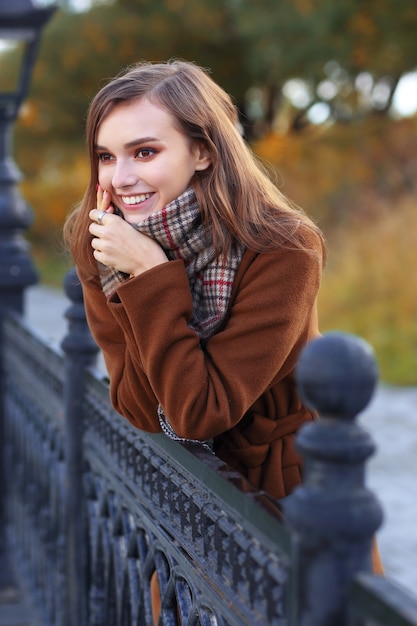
[
  {"x1": 99, "y1": 187, "x2": 246, "y2": 338},
  {"x1": 99, "y1": 187, "x2": 246, "y2": 448}
]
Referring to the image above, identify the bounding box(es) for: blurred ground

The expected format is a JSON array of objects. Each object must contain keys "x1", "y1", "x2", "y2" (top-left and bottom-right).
[
  {"x1": 363, "y1": 384, "x2": 417, "y2": 594},
  {"x1": 22, "y1": 284, "x2": 417, "y2": 596}
]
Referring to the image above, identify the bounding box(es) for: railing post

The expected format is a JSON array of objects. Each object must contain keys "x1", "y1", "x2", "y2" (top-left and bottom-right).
[
  {"x1": 0, "y1": 103, "x2": 38, "y2": 558},
  {"x1": 61, "y1": 267, "x2": 100, "y2": 626},
  {"x1": 284, "y1": 331, "x2": 384, "y2": 626}
]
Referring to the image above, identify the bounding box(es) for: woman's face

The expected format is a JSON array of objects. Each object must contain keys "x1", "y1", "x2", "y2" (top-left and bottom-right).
[{"x1": 95, "y1": 98, "x2": 211, "y2": 223}]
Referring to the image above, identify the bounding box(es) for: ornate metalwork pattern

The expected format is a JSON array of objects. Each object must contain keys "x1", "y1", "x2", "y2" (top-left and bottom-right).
[
  {"x1": 3, "y1": 314, "x2": 67, "y2": 626},
  {"x1": 82, "y1": 374, "x2": 291, "y2": 626}
]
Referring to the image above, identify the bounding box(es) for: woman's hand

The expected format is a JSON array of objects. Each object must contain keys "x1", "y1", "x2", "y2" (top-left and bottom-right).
[{"x1": 88, "y1": 187, "x2": 168, "y2": 276}]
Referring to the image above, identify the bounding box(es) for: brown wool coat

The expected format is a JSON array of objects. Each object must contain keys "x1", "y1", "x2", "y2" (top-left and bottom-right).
[{"x1": 78, "y1": 226, "x2": 324, "y2": 501}]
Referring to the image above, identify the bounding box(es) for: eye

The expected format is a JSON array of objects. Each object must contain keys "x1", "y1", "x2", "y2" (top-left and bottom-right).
[
  {"x1": 136, "y1": 148, "x2": 157, "y2": 159},
  {"x1": 97, "y1": 152, "x2": 113, "y2": 162}
]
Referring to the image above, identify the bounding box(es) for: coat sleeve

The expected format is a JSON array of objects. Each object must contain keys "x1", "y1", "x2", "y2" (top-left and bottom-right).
[
  {"x1": 80, "y1": 227, "x2": 323, "y2": 441},
  {"x1": 78, "y1": 267, "x2": 161, "y2": 433}
]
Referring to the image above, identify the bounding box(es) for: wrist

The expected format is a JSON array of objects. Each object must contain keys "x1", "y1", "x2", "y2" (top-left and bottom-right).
[{"x1": 130, "y1": 257, "x2": 168, "y2": 278}]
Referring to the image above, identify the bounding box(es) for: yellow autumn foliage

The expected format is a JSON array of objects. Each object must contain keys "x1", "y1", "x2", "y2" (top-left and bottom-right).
[
  {"x1": 23, "y1": 153, "x2": 89, "y2": 246},
  {"x1": 254, "y1": 116, "x2": 417, "y2": 384}
]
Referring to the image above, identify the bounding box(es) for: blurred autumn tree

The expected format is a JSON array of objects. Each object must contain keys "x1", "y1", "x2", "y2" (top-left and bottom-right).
[
  {"x1": 10, "y1": 0, "x2": 417, "y2": 236},
  {"x1": 228, "y1": 0, "x2": 417, "y2": 131}
]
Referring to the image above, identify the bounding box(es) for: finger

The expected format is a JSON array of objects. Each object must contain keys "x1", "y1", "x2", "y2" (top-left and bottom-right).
[
  {"x1": 95, "y1": 187, "x2": 111, "y2": 213},
  {"x1": 90, "y1": 238, "x2": 111, "y2": 267},
  {"x1": 106, "y1": 201, "x2": 115, "y2": 215},
  {"x1": 89, "y1": 222, "x2": 103, "y2": 237},
  {"x1": 90, "y1": 236, "x2": 102, "y2": 251},
  {"x1": 89, "y1": 207, "x2": 110, "y2": 224},
  {"x1": 100, "y1": 189, "x2": 112, "y2": 212},
  {"x1": 96, "y1": 184, "x2": 103, "y2": 207},
  {"x1": 89, "y1": 209, "x2": 102, "y2": 224},
  {"x1": 92, "y1": 248, "x2": 105, "y2": 264},
  {"x1": 91, "y1": 245, "x2": 113, "y2": 268}
]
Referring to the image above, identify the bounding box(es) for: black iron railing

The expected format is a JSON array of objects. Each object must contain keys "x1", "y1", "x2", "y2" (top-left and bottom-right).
[{"x1": 1, "y1": 267, "x2": 417, "y2": 626}]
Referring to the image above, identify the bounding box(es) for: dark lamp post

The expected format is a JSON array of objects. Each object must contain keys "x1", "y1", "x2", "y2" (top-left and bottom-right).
[{"x1": 0, "y1": 0, "x2": 56, "y2": 313}]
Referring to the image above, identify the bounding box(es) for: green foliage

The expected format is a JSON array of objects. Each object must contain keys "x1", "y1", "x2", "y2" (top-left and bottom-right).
[{"x1": 229, "y1": 0, "x2": 417, "y2": 80}]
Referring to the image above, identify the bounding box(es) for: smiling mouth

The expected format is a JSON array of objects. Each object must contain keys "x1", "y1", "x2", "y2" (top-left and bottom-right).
[{"x1": 122, "y1": 193, "x2": 153, "y2": 205}]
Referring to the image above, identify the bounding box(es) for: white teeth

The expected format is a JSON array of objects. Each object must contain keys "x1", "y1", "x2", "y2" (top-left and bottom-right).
[{"x1": 122, "y1": 193, "x2": 152, "y2": 205}]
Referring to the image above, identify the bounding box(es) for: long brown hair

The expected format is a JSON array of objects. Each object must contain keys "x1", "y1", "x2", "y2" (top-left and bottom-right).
[{"x1": 64, "y1": 59, "x2": 325, "y2": 272}]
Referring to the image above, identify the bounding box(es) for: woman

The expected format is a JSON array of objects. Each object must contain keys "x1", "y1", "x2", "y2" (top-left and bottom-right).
[{"x1": 64, "y1": 59, "x2": 325, "y2": 501}]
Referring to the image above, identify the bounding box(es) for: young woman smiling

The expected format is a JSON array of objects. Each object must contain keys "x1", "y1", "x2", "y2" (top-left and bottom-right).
[{"x1": 65, "y1": 59, "x2": 325, "y2": 498}]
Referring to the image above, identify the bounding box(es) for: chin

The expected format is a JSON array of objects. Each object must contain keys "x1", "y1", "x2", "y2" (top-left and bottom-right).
[
  {"x1": 114, "y1": 205, "x2": 140, "y2": 224},
  {"x1": 123, "y1": 214, "x2": 140, "y2": 224}
]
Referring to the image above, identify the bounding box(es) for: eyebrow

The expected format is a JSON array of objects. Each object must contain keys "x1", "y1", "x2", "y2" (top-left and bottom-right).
[{"x1": 94, "y1": 137, "x2": 163, "y2": 151}]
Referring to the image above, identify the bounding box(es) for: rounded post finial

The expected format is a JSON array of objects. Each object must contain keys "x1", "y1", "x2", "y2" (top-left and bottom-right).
[
  {"x1": 296, "y1": 331, "x2": 379, "y2": 419},
  {"x1": 63, "y1": 266, "x2": 83, "y2": 304}
]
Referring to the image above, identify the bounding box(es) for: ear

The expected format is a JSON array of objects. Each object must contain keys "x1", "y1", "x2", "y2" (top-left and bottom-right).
[{"x1": 194, "y1": 142, "x2": 212, "y2": 171}]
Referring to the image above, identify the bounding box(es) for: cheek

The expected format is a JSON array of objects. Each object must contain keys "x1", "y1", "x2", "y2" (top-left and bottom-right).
[{"x1": 97, "y1": 168, "x2": 112, "y2": 191}]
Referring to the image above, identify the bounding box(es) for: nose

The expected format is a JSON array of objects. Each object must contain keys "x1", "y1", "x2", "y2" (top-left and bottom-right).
[{"x1": 111, "y1": 159, "x2": 138, "y2": 189}]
